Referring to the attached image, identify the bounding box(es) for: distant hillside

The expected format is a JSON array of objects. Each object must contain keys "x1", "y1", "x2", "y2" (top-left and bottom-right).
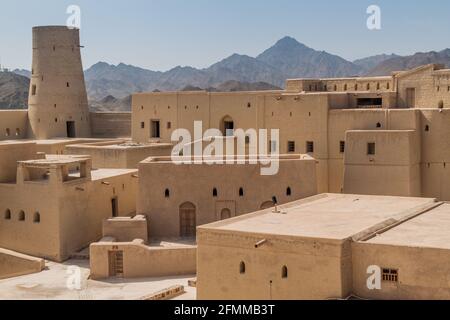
[
  {"x1": 0, "y1": 72, "x2": 29, "y2": 109},
  {"x1": 256, "y1": 36, "x2": 363, "y2": 78},
  {"x1": 12, "y1": 69, "x2": 31, "y2": 78},
  {"x1": 89, "y1": 81, "x2": 281, "y2": 112},
  {"x1": 367, "y1": 49, "x2": 450, "y2": 76},
  {"x1": 89, "y1": 95, "x2": 132, "y2": 112},
  {"x1": 353, "y1": 54, "x2": 400, "y2": 72},
  {"x1": 215, "y1": 80, "x2": 281, "y2": 92},
  {"x1": 5, "y1": 37, "x2": 450, "y2": 111}
]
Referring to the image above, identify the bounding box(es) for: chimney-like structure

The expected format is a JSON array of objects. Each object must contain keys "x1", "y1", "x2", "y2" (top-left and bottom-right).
[{"x1": 28, "y1": 26, "x2": 91, "y2": 139}]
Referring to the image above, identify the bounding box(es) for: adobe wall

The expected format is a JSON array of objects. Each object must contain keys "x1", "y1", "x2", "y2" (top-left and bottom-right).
[
  {"x1": 0, "y1": 182, "x2": 61, "y2": 260},
  {"x1": 343, "y1": 130, "x2": 421, "y2": 197},
  {"x1": 102, "y1": 215, "x2": 148, "y2": 242},
  {"x1": 137, "y1": 156, "x2": 317, "y2": 238},
  {"x1": 396, "y1": 65, "x2": 450, "y2": 109},
  {"x1": 89, "y1": 240, "x2": 196, "y2": 279},
  {"x1": 196, "y1": 229, "x2": 352, "y2": 300},
  {"x1": 0, "y1": 142, "x2": 38, "y2": 183},
  {"x1": 0, "y1": 110, "x2": 29, "y2": 141},
  {"x1": 58, "y1": 169, "x2": 138, "y2": 260},
  {"x1": 352, "y1": 242, "x2": 450, "y2": 300},
  {"x1": 90, "y1": 112, "x2": 131, "y2": 138},
  {"x1": 0, "y1": 248, "x2": 45, "y2": 280}
]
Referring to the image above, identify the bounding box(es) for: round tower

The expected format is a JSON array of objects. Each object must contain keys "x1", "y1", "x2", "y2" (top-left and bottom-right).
[{"x1": 28, "y1": 26, "x2": 91, "y2": 139}]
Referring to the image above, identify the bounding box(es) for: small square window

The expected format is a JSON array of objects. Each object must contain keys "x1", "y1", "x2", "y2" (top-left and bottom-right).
[
  {"x1": 306, "y1": 141, "x2": 314, "y2": 153},
  {"x1": 382, "y1": 268, "x2": 398, "y2": 283},
  {"x1": 167, "y1": 122, "x2": 172, "y2": 129},
  {"x1": 140, "y1": 122, "x2": 145, "y2": 129},
  {"x1": 288, "y1": 141, "x2": 296, "y2": 153},
  {"x1": 340, "y1": 141, "x2": 345, "y2": 153},
  {"x1": 367, "y1": 142, "x2": 376, "y2": 155}
]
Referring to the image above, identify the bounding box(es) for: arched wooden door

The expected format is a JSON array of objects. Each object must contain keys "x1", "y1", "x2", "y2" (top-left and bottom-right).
[
  {"x1": 220, "y1": 208, "x2": 231, "y2": 220},
  {"x1": 179, "y1": 202, "x2": 196, "y2": 238}
]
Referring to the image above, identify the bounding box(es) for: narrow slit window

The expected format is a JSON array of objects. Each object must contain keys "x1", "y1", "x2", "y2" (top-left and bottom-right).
[{"x1": 367, "y1": 143, "x2": 376, "y2": 155}]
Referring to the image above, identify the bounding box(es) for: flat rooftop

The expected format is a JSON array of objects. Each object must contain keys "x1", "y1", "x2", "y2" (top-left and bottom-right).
[
  {"x1": 19, "y1": 156, "x2": 91, "y2": 167},
  {"x1": 143, "y1": 154, "x2": 315, "y2": 164},
  {"x1": 67, "y1": 141, "x2": 173, "y2": 150},
  {"x1": 91, "y1": 168, "x2": 137, "y2": 180},
  {"x1": 365, "y1": 203, "x2": 450, "y2": 250},
  {"x1": 0, "y1": 259, "x2": 195, "y2": 300},
  {"x1": 199, "y1": 194, "x2": 437, "y2": 241}
]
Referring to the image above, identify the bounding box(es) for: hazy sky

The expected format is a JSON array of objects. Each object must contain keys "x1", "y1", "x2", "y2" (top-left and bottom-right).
[{"x1": 1, "y1": 0, "x2": 449, "y2": 71}]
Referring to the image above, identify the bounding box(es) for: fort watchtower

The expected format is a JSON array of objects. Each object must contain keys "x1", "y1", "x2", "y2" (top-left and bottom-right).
[{"x1": 27, "y1": 26, "x2": 91, "y2": 139}]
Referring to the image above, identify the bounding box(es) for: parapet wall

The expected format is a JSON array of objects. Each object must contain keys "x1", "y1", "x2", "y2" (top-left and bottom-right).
[
  {"x1": 90, "y1": 112, "x2": 131, "y2": 138},
  {"x1": 0, "y1": 248, "x2": 45, "y2": 280},
  {"x1": 102, "y1": 215, "x2": 148, "y2": 242},
  {"x1": 0, "y1": 110, "x2": 29, "y2": 141},
  {"x1": 90, "y1": 239, "x2": 196, "y2": 279}
]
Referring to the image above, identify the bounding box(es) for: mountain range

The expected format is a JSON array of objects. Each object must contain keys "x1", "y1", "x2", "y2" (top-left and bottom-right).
[{"x1": 3, "y1": 36, "x2": 450, "y2": 111}]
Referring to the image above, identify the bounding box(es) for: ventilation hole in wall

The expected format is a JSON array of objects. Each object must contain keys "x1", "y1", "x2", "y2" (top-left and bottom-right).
[
  {"x1": 376, "y1": 122, "x2": 382, "y2": 128},
  {"x1": 34, "y1": 212, "x2": 40, "y2": 223},
  {"x1": 425, "y1": 125, "x2": 430, "y2": 132},
  {"x1": 4, "y1": 209, "x2": 11, "y2": 220},
  {"x1": 55, "y1": 118, "x2": 58, "y2": 123},
  {"x1": 340, "y1": 141, "x2": 345, "y2": 153},
  {"x1": 286, "y1": 187, "x2": 292, "y2": 196},
  {"x1": 239, "y1": 188, "x2": 244, "y2": 197},
  {"x1": 367, "y1": 143, "x2": 376, "y2": 155},
  {"x1": 240, "y1": 261, "x2": 246, "y2": 274},
  {"x1": 382, "y1": 268, "x2": 398, "y2": 283},
  {"x1": 247, "y1": 102, "x2": 251, "y2": 108},
  {"x1": 165, "y1": 189, "x2": 170, "y2": 198},
  {"x1": 282, "y1": 266, "x2": 288, "y2": 278},
  {"x1": 213, "y1": 188, "x2": 218, "y2": 197}
]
